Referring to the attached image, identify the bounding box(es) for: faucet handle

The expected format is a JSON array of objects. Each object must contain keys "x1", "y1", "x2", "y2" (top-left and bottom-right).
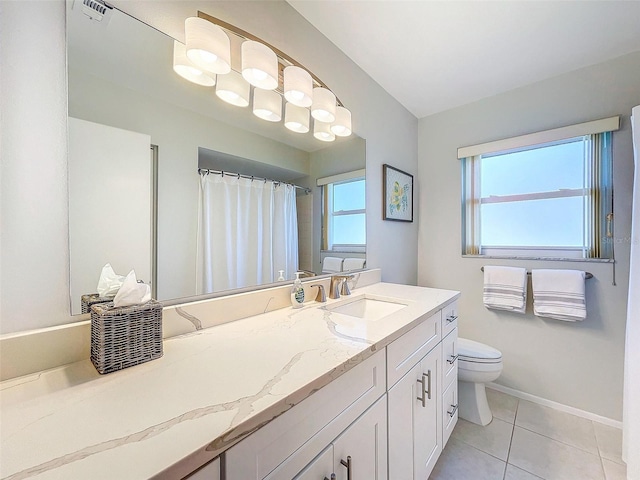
[
  {"x1": 311, "y1": 284, "x2": 326, "y2": 303},
  {"x1": 340, "y1": 275, "x2": 354, "y2": 296}
]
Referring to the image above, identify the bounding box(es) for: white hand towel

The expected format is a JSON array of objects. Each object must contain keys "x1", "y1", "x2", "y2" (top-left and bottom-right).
[
  {"x1": 531, "y1": 269, "x2": 586, "y2": 321},
  {"x1": 342, "y1": 258, "x2": 365, "y2": 271},
  {"x1": 322, "y1": 256, "x2": 343, "y2": 273},
  {"x1": 483, "y1": 266, "x2": 527, "y2": 313}
]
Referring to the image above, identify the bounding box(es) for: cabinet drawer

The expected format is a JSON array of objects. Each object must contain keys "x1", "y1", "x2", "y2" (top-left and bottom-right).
[
  {"x1": 442, "y1": 379, "x2": 458, "y2": 446},
  {"x1": 387, "y1": 310, "x2": 441, "y2": 388},
  {"x1": 442, "y1": 301, "x2": 459, "y2": 338},
  {"x1": 225, "y1": 350, "x2": 385, "y2": 480},
  {"x1": 442, "y1": 327, "x2": 458, "y2": 390},
  {"x1": 184, "y1": 457, "x2": 220, "y2": 480}
]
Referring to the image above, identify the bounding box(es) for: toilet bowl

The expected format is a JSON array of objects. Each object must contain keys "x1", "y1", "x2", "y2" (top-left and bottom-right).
[{"x1": 457, "y1": 338, "x2": 503, "y2": 426}]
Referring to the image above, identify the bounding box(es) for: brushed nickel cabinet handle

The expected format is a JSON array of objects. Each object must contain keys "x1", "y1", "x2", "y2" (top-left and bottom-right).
[
  {"x1": 417, "y1": 375, "x2": 426, "y2": 407},
  {"x1": 446, "y1": 314, "x2": 458, "y2": 323},
  {"x1": 425, "y1": 370, "x2": 432, "y2": 400},
  {"x1": 448, "y1": 404, "x2": 459, "y2": 417},
  {"x1": 340, "y1": 456, "x2": 352, "y2": 480},
  {"x1": 447, "y1": 354, "x2": 459, "y2": 365}
]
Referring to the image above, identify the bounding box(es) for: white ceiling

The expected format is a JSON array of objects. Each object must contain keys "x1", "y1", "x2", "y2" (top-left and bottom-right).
[{"x1": 287, "y1": 1, "x2": 640, "y2": 119}]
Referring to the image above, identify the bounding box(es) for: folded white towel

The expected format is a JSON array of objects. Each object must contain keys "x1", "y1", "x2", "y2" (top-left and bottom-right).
[
  {"x1": 483, "y1": 266, "x2": 527, "y2": 313},
  {"x1": 531, "y1": 269, "x2": 586, "y2": 322},
  {"x1": 343, "y1": 258, "x2": 365, "y2": 271},
  {"x1": 322, "y1": 256, "x2": 343, "y2": 273}
]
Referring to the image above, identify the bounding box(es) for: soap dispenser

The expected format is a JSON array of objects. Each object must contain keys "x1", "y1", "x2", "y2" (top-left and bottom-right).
[{"x1": 291, "y1": 272, "x2": 305, "y2": 308}]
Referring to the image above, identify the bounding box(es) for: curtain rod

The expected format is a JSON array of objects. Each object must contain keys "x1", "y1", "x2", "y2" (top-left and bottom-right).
[
  {"x1": 480, "y1": 266, "x2": 593, "y2": 279},
  {"x1": 197, "y1": 168, "x2": 311, "y2": 194}
]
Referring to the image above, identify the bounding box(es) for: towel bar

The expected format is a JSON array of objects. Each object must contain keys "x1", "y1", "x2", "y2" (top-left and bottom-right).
[{"x1": 480, "y1": 267, "x2": 593, "y2": 279}]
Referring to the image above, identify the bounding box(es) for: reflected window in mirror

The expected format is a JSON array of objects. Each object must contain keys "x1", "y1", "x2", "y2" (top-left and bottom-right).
[{"x1": 322, "y1": 175, "x2": 366, "y2": 253}]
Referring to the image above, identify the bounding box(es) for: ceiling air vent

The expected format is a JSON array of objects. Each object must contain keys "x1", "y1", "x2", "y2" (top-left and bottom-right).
[{"x1": 77, "y1": 0, "x2": 113, "y2": 24}]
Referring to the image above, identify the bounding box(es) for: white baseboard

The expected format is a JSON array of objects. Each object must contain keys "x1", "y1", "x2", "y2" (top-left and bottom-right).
[{"x1": 487, "y1": 382, "x2": 623, "y2": 429}]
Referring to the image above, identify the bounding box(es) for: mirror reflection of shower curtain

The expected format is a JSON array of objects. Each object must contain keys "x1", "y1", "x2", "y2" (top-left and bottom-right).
[{"x1": 197, "y1": 174, "x2": 299, "y2": 293}]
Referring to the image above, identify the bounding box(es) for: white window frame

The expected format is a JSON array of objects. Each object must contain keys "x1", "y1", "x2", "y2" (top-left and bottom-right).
[{"x1": 459, "y1": 117, "x2": 619, "y2": 260}]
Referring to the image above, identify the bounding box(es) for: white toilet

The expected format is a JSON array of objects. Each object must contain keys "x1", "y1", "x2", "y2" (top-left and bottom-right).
[{"x1": 457, "y1": 338, "x2": 503, "y2": 426}]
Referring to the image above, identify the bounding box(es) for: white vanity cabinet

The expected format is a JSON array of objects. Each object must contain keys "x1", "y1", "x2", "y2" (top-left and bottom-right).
[
  {"x1": 294, "y1": 396, "x2": 387, "y2": 480},
  {"x1": 223, "y1": 296, "x2": 459, "y2": 480},
  {"x1": 225, "y1": 350, "x2": 386, "y2": 480}
]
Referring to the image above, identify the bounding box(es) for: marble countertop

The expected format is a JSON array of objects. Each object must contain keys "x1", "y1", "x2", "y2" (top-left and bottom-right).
[{"x1": 0, "y1": 282, "x2": 459, "y2": 480}]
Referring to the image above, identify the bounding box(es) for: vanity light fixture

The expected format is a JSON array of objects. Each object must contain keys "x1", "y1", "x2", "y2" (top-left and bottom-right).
[
  {"x1": 241, "y1": 41, "x2": 279, "y2": 90},
  {"x1": 311, "y1": 87, "x2": 337, "y2": 123},
  {"x1": 284, "y1": 103, "x2": 310, "y2": 133},
  {"x1": 331, "y1": 106, "x2": 352, "y2": 137},
  {"x1": 176, "y1": 12, "x2": 352, "y2": 142},
  {"x1": 253, "y1": 88, "x2": 282, "y2": 122},
  {"x1": 172, "y1": 41, "x2": 216, "y2": 86},
  {"x1": 216, "y1": 70, "x2": 250, "y2": 107},
  {"x1": 185, "y1": 17, "x2": 231, "y2": 75},
  {"x1": 284, "y1": 66, "x2": 313, "y2": 107},
  {"x1": 314, "y1": 120, "x2": 336, "y2": 142}
]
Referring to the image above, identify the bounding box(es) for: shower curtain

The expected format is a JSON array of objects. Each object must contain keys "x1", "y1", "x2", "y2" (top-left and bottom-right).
[
  {"x1": 623, "y1": 105, "x2": 639, "y2": 480},
  {"x1": 197, "y1": 173, "x2": 298, "y2": 293}
]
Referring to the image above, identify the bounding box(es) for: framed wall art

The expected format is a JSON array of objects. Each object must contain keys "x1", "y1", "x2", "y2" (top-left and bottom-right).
[{"x1": 383, "y1": 164, "x2": 413, "y2": 222}]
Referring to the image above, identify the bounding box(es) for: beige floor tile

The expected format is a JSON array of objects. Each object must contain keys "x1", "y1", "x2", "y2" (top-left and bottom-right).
[
  {"x1": 594, "y1": 422, "x2": 624, "y2": 465},
  {"x1": 486, "y1": 388, "x2": 518, "y2": 424},
  {"x1": 504, "y1": 464, "x2": 544, "y2": 480},
  {"x1": 602, "y1": 458, "x2": 627, "y2": 480},
  {"x1": 451, "y1": 417, "x2": 514, "y2": 461},
  {"x1": 509, "y1": 427, "x2": 605, "y2": 480},
  {"x1": 429, "y1": 438, "x2": 506, "y2": 480},
  {"x1": 515, "y1": 400, "x2": 599, "y2": 454}
]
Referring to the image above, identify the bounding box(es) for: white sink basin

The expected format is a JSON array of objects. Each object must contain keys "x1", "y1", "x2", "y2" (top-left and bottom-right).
[{"x1": 325, "y1": 294, "x2": 409, "y2": 321}]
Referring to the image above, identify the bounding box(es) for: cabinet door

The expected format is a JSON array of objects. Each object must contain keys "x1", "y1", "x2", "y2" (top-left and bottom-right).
[
  {"x1": 294, "y1": 446, "x2": 334, "y2": 480},
  {"x1": 388, "y1": 345, "x2": 442, "y2": 480},
  {"x1": 332, "y1": 396, "x2": 387, "y2": 480},
  {"x1": 415, "y1": 345, "x2": 442, "y2": 479}
]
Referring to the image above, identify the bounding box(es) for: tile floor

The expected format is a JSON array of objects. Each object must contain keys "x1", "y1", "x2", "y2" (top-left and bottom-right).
[{"x1": 430, "y1": 388, "x2": 627, "y2": 480}]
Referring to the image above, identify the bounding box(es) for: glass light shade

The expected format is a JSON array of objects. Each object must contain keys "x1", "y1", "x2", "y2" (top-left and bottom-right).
[
  {"x1": 330, "y1": 106, "x2": 352, "y2": 137},
  {"x1": 284, "y1": 66, "x2": 312, "y2": 107},
  {"x1": 241, "y1": 40, "x2": 279, "y2": 90},
  {"x1": 284, "y1": 103, "x2": 309, "y2": 133},
  {"x1": 313, "y1": 120, "x2": 336, "y2": 142},
  {"x1": 311, "y1": 87, "x2": 336, "y2": 123},
  {"x1": 253, "y1": 89, "x2": 282, "y2": 122},
  {"x1": 216, "y1": 71, "x2": 250, "y2": 107},
  {"x1": 185, "y1": 17, "x2": 231, "y2": 75},
  {"x1": 172, "y1": 41, "x2": 216, "y2": 86}
]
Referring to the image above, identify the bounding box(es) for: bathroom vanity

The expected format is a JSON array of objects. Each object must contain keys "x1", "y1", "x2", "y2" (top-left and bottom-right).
[{"x1": 0, "y1": 278, "x2": 459, "y2": 479}]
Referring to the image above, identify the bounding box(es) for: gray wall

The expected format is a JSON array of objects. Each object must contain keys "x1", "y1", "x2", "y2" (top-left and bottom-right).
[
  {"x1": 0, "y1": 0, "x2": 418, "y2": 334},
  {"x1": 418, "y1": 51, "x2": 640, "y2": 420}
]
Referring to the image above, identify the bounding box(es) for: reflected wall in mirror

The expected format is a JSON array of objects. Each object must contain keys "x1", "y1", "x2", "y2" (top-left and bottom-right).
[{"x1": 66, "y1": 2, "x2": 366, "y2": 314}]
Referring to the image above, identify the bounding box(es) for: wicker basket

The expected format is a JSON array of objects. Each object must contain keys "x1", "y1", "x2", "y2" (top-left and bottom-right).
[
  {"x1": 90, "y1": 300, "x2": 163, "y2": 374},
  {"x1": 81, "y1": 293, "x2": 115, "y2": 314}
]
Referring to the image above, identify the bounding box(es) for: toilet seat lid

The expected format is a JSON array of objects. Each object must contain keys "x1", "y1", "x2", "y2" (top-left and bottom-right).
[{"x1": 458, "y1": 338, "x2": 502, "y2": 361}]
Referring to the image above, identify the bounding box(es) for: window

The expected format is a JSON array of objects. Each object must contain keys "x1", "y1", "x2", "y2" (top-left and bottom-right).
[
  {"x1": 322, "y1": 176, "x2": 366, "y2": 252},
  {"x1": 460, "y1": 117, "x2": 618, "y2": 259}
]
